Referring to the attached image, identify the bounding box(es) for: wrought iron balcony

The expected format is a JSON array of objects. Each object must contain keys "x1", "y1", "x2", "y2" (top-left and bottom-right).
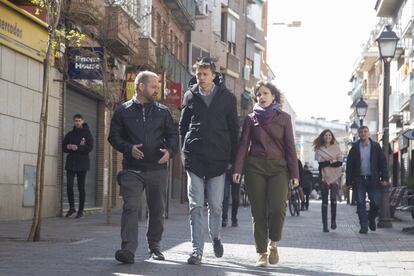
[{"x1": 163, "y1": 0, "x2": 196, "y2": 30}]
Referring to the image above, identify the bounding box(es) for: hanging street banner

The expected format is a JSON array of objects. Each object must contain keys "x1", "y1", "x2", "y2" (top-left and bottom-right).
[
  {"x1": 68, "y1": 47, "x2": 104, "y2": 80},
  {"x1": 166, "y1": 82, "x2": 182, "y2": 108}
]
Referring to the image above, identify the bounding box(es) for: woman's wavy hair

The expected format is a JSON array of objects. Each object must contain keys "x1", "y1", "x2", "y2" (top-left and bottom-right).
[
  {"x1": 253, "y1": 81, "x2": 282, "y2": 105},
  {"x1": 313, "y1": 129, "x2": 337, "y2": 150}
]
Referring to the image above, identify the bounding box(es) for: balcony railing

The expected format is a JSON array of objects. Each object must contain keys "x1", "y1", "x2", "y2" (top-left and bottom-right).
[
  {"x1": 399, "y1": 92, "x2": 410, "y2": 111},
  {"x1": 157, "y1": 47, "x2": 192, "y2": 87},
  {"x1": 227, "y1": 53, "x2": 240, "y2": 75},
  {"x1": 130, "y1": 37, "x2": 157, "y2": 68},
  {"x1": 246, "y1": 17, "x2": 266, "y2": 45},
  {"x1": 68, "y1": 0, "x2": 104, "y2": 25},
  {"x1": 104, "y1": 6, "x2": 140, "y2": 55},
  {"x1": 163, "y1": 0, "x2": 196, "y2": 30}
]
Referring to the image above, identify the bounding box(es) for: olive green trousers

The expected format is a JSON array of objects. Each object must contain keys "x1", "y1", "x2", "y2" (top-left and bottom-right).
[{"x1": 245, "y1": 156, "x2": 289, "y2": 253}]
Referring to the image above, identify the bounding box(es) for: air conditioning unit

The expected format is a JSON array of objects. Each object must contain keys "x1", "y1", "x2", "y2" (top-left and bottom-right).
[
  {"x1": 196, "y1": 0, "x2": 208, "y2": 16},
  {"x1": 243, "y1": 65, "x2": 251, "y2": 80}
]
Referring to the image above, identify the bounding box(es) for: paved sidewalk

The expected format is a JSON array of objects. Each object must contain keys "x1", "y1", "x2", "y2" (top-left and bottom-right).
[{"x1": 0, "y1": 200, "x2": 413, "y2": 276}]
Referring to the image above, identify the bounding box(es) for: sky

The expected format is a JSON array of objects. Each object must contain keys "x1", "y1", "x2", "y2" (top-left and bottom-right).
[{"x1": 266, "y1": 0, "x2": 379, "y2": 123}]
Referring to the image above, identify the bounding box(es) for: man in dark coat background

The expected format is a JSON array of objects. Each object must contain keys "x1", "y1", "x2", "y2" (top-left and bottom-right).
[
  {"x1": 346, "y1": 126, "x2": 388, "y2": 234},
  {"x1": 62, "y1": 113, "x2": 94, "y2": 219}
]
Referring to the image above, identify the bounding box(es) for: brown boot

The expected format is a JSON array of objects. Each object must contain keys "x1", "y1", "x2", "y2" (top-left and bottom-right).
[
  {"x1": 268, "y1": 245, "x2": 279, "y2": 265},
  {"x1": 256, "y1": 253, "x2": 268, "y2": 267}
]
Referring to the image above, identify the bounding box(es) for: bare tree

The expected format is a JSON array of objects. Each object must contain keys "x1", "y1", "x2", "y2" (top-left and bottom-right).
[{"x1": 28, "y1": 0, "x2": 84, "y2": 241}]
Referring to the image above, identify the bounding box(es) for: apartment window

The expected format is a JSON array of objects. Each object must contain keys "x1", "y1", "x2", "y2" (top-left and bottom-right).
[
  {"x1": 162, "y1": 21, "x2": 167, "y2": 47},
  {"x1": 178, "y1": 41, "x2": 183, "y2": 62},
  {"x1": 156, "y1": 13, "x2": 161, "y2": 44},
  {"x1": 247, "y1": 2, "x2": 263, "y2": 29},
  {"x1": 174, "y1": 36, "x2": 179, "y2": 58},
  {"x1": 191, "y1": 44, "x2": 210, "y2": 72},
  {"x1": 253, "y1": 49, "x2": 261, "y2": 78},
  {"x1": 169, "y1": 30, "x2": 174, "y2": 51},
  {"x1": 227, "y1": 15, "x2": 236, "y2": 54},
  {"x1": 221, "y1": 11, "x2": 237, "y2": 54},
  {"x1": 151, "y1": 7, "x2": 155, "y2": 38}
]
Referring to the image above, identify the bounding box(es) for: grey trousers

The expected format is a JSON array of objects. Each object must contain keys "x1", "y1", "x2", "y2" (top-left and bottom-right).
[{"x1": 117, "y1": 169, "x2": 167, "y2": 254}]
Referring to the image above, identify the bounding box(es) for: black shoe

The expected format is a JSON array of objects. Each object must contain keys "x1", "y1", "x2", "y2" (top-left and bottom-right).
[
  {"x1": 187, "y1": 252, "x2": 202, "y2": 265},
  {"x1": 75, "y1": 211, "x2": 83, "y2": 219},
  {"x1": 331, "y1": 221, "x2": 337, "y2": 230},
  {"x1": 65, "y1": 209, "x2": 76, "y2": 218},
  {"x1": 369, "y1": 217, "x2": 377, "y2": 231},
  {"x1": 359, "y1": 227, "x2": 368, "y2": 234},
  {"x1": 115, "y1": 249, "x2": 135, "y2": 264},
  {"x1": 323, "y1": 226, "x2": 329, "y2": 232},
  {"x1": 213, "y1": 238, "x2": 223, "y2": 258},
  {"x1": 149, "y1": 248, "x2": 165, "y2": 260},
  {"x1": 222, "y1": 219, "x2": 227, "y2": 227},
  {"x1": 231, "y1": 220, "x2": 238, "y2": 227}
]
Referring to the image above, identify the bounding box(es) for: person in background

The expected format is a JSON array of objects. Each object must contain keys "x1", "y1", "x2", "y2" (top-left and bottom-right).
[
  {"x1": 313, "y1": 129, "x2": 342, "y2": 232},
  {"x1": 222, "y1": 168, "x2": 240, "y2": 227},
  {"x1": 345, "y1": 126, "x2": 388, "y2": 234},
  {"x1": 301, "y1": 164, "x2": 313, "y2": 210},
  {"x1": 63, "y1": 114, "x2": 94, "y2": 219}
]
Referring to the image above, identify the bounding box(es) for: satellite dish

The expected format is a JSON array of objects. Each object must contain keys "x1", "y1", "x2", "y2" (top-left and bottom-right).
[{"x1": 402, "y1": 129, "x2": 414, "y2": 140}]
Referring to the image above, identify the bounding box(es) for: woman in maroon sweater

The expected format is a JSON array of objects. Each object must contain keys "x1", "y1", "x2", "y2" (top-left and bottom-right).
[{"x1": 233, "y1": 81, "x2": 299, "y2": 267}]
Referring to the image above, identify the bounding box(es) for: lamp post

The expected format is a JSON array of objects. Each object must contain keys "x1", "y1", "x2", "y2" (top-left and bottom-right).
[
  {"x1": 349, "y1": 121, "x2": 359, "y2": 205},
  {"x1": 376, "y1": 25, "x2": 399, "y2": 228},
  {"x1": 356, "y1": 98, "x2": 368, "y2": 126},
  {"x1": 350, "y1": 121, "x2": 359, "y2": 142}
]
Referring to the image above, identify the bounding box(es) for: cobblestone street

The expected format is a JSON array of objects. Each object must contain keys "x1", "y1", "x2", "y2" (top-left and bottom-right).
[{"x1": 1, "y1": 200, "x2": 413, "y2": 276}]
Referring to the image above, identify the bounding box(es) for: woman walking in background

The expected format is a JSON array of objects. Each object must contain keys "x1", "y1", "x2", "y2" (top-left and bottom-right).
[
  {"x1": 233, "y1": 81, "x2": 298, "y2": 267},
  {"x1": 313, "y1": 129, "x2": 343, "y2": 232}
]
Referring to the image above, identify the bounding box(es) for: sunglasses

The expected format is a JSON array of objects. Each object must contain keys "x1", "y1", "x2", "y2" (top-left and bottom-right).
[{"x1": 196, "y1": 57, "x2": 215, "y2": 66}]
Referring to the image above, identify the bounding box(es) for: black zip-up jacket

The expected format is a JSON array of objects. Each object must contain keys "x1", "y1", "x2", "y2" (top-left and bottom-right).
[
  {"x1": 179, "y1": 73, "x2": 239, "y2": 179},
  {"x1": 108, "y1": 99, "x2": 178, "y2": 171},
  {"x1": 346, "y1": 138, "x2": 388, "y2": 186},
  {"x1": 63, "y1": 123, "x2": 94, "y2": 171}
]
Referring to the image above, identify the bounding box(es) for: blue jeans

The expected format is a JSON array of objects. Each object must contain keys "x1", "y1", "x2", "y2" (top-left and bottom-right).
[
  {"x1": 356, "y1": 176, "x2": 381, "y2": 229},
  {"x1": 187, "y1": 171, "x2": 225, "y2": 255}
]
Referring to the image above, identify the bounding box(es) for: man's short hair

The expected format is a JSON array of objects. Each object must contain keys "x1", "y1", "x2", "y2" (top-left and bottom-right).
[
  {"x1": 358, "y1": 125, "x2": 369, "y2": 132},
  {"x1": 193, "y1": 57, "x2": 216, "y2": 73},
  {"x1": 134, "y1": 71, "x2": 159, "y2": 90},
  {"x1": 73, "y1": 114, "x2": 83, "y2": 120}
]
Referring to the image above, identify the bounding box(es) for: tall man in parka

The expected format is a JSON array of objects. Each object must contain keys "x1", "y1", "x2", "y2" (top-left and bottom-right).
[
  {"x1": 180, "y1": 58, "x2": 239, "y2": 265},
  {"x1": 108, "y1": 71, "x2": 178, "y2": 264}
]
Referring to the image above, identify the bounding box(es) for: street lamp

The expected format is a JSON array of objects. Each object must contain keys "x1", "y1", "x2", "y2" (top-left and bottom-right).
[
  {"x1": 376, "y1": 24, "x2": 399, "y2": 229},
  {"x1": 355, "y1": 98, "x2": 368, "y2": 126},
  {"x1": 270, "y1": 21, "x2": 302, "y2": 28},
  {"x1": 350, "y1": 121, "x2": 359, "y2": 141}
]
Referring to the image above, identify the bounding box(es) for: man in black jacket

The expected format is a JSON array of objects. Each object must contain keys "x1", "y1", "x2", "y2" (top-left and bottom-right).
[
  {"x1": 108, "y1": 71, "x2": 178, "y2": 264},
  {"x1": 63, "y1": 114, "x2": 94, "y2": 219},
  {"x1": 180, "y1": 57, "x2": 239, "y2": 265},
  {"x1": 346, "y1": 126, "x2": 388, "y2": 234}
]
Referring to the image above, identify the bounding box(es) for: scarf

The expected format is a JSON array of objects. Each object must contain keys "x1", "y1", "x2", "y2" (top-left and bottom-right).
[
  {"x1": 315, "y1": 143, "x2": 343, "y2": 185},
  {"x1": 253, "y1": 102, "x2": 279, "y2": 124}
]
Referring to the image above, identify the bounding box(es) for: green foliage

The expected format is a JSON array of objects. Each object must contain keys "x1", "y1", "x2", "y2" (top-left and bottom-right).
[{"x1": 29, "y1": 0, "x2": 86, "y2": 57}]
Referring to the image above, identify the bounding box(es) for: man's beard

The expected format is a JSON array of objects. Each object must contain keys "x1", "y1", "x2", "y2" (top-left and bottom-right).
[{"x1": 142, "y1": 89, "x2": 156, "y2": 102}]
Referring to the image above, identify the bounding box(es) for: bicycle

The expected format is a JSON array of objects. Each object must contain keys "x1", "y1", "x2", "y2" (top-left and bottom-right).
[{"x1": 288, "y1": 182, "x2": 301, "y2": 216}]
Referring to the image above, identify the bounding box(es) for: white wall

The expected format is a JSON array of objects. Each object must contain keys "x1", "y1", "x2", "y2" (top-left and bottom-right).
[{"x1": 0, "y1": 45, "x2": 60, "y2": 220}]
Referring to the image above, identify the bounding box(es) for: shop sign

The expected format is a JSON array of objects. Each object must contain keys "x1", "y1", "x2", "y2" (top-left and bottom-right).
[
  {"x1": 68, "y1": 47, "x2": 104, "y2": 80},
  {"x1": 0, "y1": 0, "x2": 47, "y2": 62}
]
